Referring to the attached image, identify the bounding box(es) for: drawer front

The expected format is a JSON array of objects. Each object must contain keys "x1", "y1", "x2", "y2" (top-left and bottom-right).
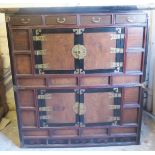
[
  {"x1": 10, "y1": 16, "x2": 43, "y2": 25},
  {"x1": 115, "y1": 14, "x2": 146, "y2": 24},
  {"x1": 80, "y1": 15, "x2": 112, "y2": 25},
  {"x1": 45, "y1": 15, "x2": 77, "y2": 25}
]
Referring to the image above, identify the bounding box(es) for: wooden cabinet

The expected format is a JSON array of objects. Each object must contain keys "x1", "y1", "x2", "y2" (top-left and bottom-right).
[{"x1": 7, "y1": 7, "x2": 148, "y2": 147}]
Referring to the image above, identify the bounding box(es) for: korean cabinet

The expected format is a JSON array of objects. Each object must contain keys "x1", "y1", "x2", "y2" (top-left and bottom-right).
[{"x1": 6, "y1": 7, "x2": 148, "y2": 147}]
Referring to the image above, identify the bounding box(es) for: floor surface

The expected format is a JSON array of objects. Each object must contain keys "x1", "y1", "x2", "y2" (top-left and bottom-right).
[{"x1": 0, "y1": 111, "x2": 155, "y2": 151}]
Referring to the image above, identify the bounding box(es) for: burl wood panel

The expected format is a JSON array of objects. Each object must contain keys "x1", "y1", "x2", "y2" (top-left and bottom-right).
[
  {"x1": 44, "y1": 93, "x2": 76, "y2": 124},
  {"x1": 111, "y1": 127, "x2": 136, "y2": 134},
  {"x1": 112, "y1": 75, "x2": 140, "y2": 85},
  {"x1": 84, "y1": 92, "x2": 114, "y2": 123},
  {"x1": 23, "y1": 130, "x2": 48, "y2": 137},
  {"x1": 126, "y1": 53, "x2": 142, "y2": 71},
  {"x1": 124, "y1": 87, "x2": 139, "y2": 103},
  {"x1": 82, "y1": 128, "x2": 107, "y2": 136},
  {"x1": 123, "y1": 109, "x2": 138, "y2": 123},
  {"x1": 83, "y1": 32, "x2": 116, "y2": 70},
  {"x1": 52, "y1": 129, "x2": 78, "y2": 137},
  {"x1": 42, "y1": 33, "x2": 74, "y2": 70},
  {"x1": 127, "y1": 27, "x2": 144, "y2": 48},
  {"x1": 17, "y1": 78, "x2": 45, "y2": 86},
  {"x1": 15, "y1": 55, "x2": 32, "y2": 74},
  {"x1": 81, "y1": 77, "x2": 109, "y2": 86},
  {"x1": 49, "y1": 77, "x2": 77, "y2": 86},
  {"x1": 18, "y1": 90, "x2": 35, "y2": 107},
  {"x1": 12, "y1": 29, "x2": 30, "y2": 50},
  {"x1": 21, "y1": 111, "x2": 36, "y2": 127}
]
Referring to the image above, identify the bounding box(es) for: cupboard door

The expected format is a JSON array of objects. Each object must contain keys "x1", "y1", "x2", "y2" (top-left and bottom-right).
[
  {"x1": 37, "y1": 89, "x2": 79, "y2": 127},
  {"x1": 32, "y1": 28, "x2": 77, "y2": 74},
  {"x1": 79, "y1": 88, "x2": 122, "y2": 127},
  {"x1": 81, "y1": 27, "x2": 125, "y2": 74}
]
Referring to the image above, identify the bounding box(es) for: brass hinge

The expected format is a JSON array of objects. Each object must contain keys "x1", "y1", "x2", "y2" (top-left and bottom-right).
[
  {"x1": 13, "y1": 85, "x2": 17, "y2": 91},
  {"x1": 39, "y1": 107, "x2": 51, "y2": 112},
  {"x1": 109, "y1": 105, "x2": 121, "y2": 109},
  {"x1": 110, "y1": 34, "x2": 125, "y2": 40},
  {"x1": 72, "y1": 44, "x2": 87, "y2": 59},
  {"x1": 38, "y1": 93, "x2": 52, "y2": 99},
  {"x1": 33, "y1": 35, "x2": 46, "y2": 41},
  {"x1": 5, "y1": 15, "x2": 10, "y2": 22},
  {"x1": 73, "y1": 28, "x2": 85, "y2": 35},
  {"x1": 110, "y1": 48, "x2": 123, "y2": 53},
  {"x1": 35, "y1": 64, "x2": 48, "y2": 69},
  {"x1": 34, "y1": 50, "x2": 46, "y2": 55},
  {"x1": 40, "y1": 115, "x2": 50, "y2": 120}
]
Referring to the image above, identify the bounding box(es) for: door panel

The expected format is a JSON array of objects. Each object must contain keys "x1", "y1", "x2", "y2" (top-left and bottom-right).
[
  {"x1": 32, "y1": 29, "x2": 76, "y2": 74},
  {"x1": 37, "y1": 89, "x2": 79, "y2": 127},
  {"x1": 79, "y1": 88, "x2": 122, "y2": 127},
  {"x1": 82, "y1": 27, "x2": 125, "y2": 74}
]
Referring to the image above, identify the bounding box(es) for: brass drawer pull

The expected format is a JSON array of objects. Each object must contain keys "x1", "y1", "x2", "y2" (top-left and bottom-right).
[
  {"x1": 92, "y1": 17, "x2": 101, "y2": 23},
  {"x1": 21, "y1": 18, "x2": 30, "y2": 24},
  {"x1": 56, "y1": 17, "x2": 66, "y2": 23},
  {"x1": 127, "y1": 16, "x2": 135, "y2": 23}
]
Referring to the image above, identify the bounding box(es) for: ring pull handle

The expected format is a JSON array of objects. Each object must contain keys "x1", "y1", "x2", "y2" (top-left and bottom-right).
[
  {"x1": 21, "y1": 18, "x2": 30, "y2": 24},
  {"x1": 56, "y1": 17, "x2": 66, "y2": 23},
  {"x1": 127, "y1": 16, "x2": 135, "y2": 23},
  {"x1": 92, "y1": 17, "x2": 101, "y2": 23}
]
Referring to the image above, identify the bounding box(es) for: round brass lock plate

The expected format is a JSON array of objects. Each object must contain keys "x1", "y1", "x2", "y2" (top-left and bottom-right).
[{"x1": 72, "y1": 45, "x2": 87, "y2": 59}]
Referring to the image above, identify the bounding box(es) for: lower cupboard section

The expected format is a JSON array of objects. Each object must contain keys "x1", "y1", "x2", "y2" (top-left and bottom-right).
[{"x1": 21, "y1": 127, "x2": 138, "y2": 147}]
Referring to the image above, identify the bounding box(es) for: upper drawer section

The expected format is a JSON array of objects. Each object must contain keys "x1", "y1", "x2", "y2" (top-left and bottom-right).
[
  {"x1": 115, "y1": 14, "x2": 146, "y2": 24},
  {"x1": 10, "y1": 16, "x2": 43, "y2": 26},
  {"x1": 45, "y1": 15, "x2": 77, "y2": 25},
  {"x1": 80, "y1": 15, "x2": 112, "y2": 25}
]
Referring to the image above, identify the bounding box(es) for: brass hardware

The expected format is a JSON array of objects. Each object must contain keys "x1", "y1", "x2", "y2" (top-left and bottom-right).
[
  {"x1": 73, "y1": 102, "x2": 79, "y2": 114},
  {"x1": 80, "y1": 122, "x2": 85, "y2": 127},
  {"x1": 79, "y1": 104, "x2": 86, "y2": 115},
  {"x1": 33, "y1": 36, "x2": 46, "y2": 41},
  {"x1": 109, "y1": 93, "x2": 121, "y2": 98},
  {"x1": 13, "y1": 85, "x2": 17, "y2": 91},
  {"x1": 74, "y1": 69, "x2": 85, "y2": 74},
  {"x1": 56, "y1": 17, "x2": 66, "y2": 23},
  {"x1": 108, "y1": 116, "x2": 120, "y2": 122},
  {"x1": 5, "y1": 15, "x2": 10, "y2": 22},
  {"x1": 111, "y1": 62, "x2": 123, "y2": 68},
  {"x1": 40, "y1": 115, "x2": 51, "y2": 120},
  {"x1": 127, "y1": 16, "x2": 135, "y2": 23},
  {"x1": 116, "y1": 27, "x2": 122, "y2": 34},
  {"x1": 38, "y1": 93, "x2": 52, "y2": 99},
  {"x1": 139, "y1": 82, "x2": 147, "y2": 89},
  {"x1": 39, "y1": 107, "x2": 51, "y2": 112},
  {"x1": 109, "y1": 105, "x2": 121, "y2": 109},
  {"x1": 35, "y1": 64, "x2": 48, "y2": 69},
  {"x1": 34, "y1": 50, "x2": 46, "y2": 55},
  {"x1": 110, "y1": 34, "x2": 125, "y2": 40},
  {"x1": 91, "y1": 17, "x2": 101, "y2": 23},
  {"x1": 113, "y1": 88, "x2": 119, "y2": 93},
  {"x1": 110, "y1": 48, "x2": 123, "y2": 53},
  {"x1": 73, "y1": 102, "x2": 86, "y2": 115},
  {"x1": 21, "y1": 18, "x2": 30, "y2": 24},
  {"x1": 80, "y1": 89, "x2": 85, "y2": 94},
  {"x1": 72, "y1": 44, "x2": 87, "y2": 59},
  {"x1": 35, "y1": 29, "x2": 42, "y2": 35},
  {"x1": 73, "y1": 29, "x2": 85, "y2": 35}
]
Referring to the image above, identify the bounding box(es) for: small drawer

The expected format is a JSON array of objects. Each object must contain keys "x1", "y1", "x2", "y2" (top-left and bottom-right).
[
  {"x1": 115, "y1": 14, "x2": 146, "y2": 24},
  {"x1": 10, "y1": 16, "x2": 43, "y2": 26},
  {"x1": 80, "y1": 15, "x2": 112, "y2": 25},
  {"x1": 45, "y1": 15, "x2": 77, "y2": 25}
]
